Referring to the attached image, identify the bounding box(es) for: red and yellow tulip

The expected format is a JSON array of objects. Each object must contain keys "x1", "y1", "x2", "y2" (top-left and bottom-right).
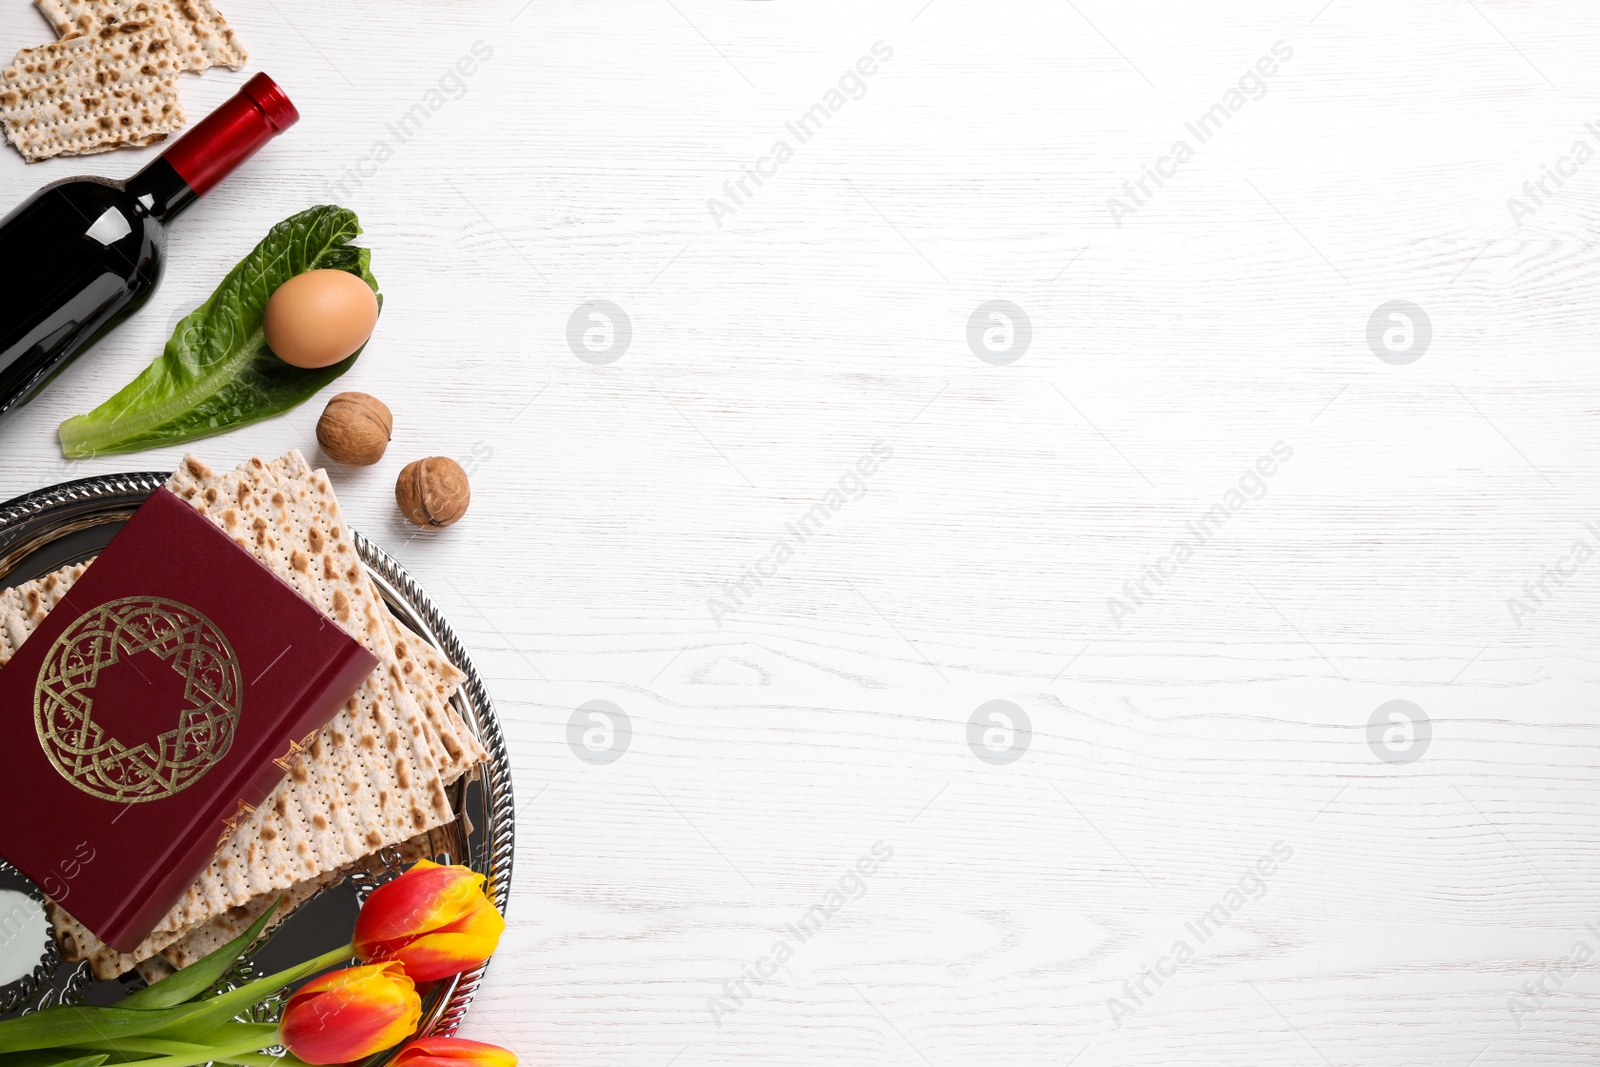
[
  {"x1": 353, "y1": 860, "x2": 505, "y2": 982},
  {"x1": 391, "y1": 1037, "x2": 518, "y2": 1067},
  {"x1": 0, "y1": 862, "x2": 515, "y2": 1067},
  {"x1": 279, "y1": 962, "x2": 422, "y2": 1065}
]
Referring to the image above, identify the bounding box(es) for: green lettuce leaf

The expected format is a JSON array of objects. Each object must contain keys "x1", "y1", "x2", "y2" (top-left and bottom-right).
[{"x1": 58, "y1": 205, "x2": 380, "y2": 457}]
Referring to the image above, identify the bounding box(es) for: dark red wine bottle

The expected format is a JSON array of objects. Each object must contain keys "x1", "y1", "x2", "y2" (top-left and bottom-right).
[{"x1": 0, "y1": 73, "x2": 298, "y2": 423}]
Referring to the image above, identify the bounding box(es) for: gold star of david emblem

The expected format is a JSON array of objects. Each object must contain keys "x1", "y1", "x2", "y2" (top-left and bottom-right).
[
  {"x1": 34, "y1": 596, "x2": 243, "y2": 805},
  {"x1": 272, "y1": 729, "x2": 320, "y2": 773}
]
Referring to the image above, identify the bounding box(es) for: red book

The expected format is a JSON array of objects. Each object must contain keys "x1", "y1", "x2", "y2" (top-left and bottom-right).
[{"x1": 0, "y1": 487, "x2": 376, "y2": 953}]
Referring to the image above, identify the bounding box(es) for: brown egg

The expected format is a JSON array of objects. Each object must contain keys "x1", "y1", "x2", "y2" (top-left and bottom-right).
[{"x1": 263, "y1": 269, "x2": 379, "y2": 369}]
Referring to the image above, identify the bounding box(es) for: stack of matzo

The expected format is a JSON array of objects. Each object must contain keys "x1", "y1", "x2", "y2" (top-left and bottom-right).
[
  {"x1": 1, "y1": 0, "x2": 246, "y2": 162},
  {"x1": 0, "y1": 451, "x2": 486, "y2": 978}
]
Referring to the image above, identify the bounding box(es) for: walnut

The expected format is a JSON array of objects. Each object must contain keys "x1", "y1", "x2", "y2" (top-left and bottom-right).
[
  {"x1": 316, "y1": 392, "x2": 391, "y2": 466},
  {"x1": 395, "y1": 457, "x2": 470, "y2": 528}
]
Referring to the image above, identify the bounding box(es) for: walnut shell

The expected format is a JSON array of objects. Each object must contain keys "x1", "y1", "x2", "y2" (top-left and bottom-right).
[
  {"x1": 396, "y1": 457, "x2": 470, "y2": 528},
  {"x1": 316, "y1": 392, "x2": 392, "y2": 466}
]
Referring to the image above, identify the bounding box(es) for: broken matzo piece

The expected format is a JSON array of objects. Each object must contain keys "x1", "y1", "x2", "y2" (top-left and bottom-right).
[
  {"x1": 144, "y1": 822, "x2": 466, "y2": 978},
  {"x1": 260, "y1": 452, "x2": 485, "y2": 777},
  {"x1": 171, "y1": 455, "x2": 481, "y2": 782},
  {"x1": 1, "y1": 16, "x2": 183, "y2": 161},
  {"x1": 0, "y1": 561, "x2": 86, "y2": 662},
  {"x1": 35, "y1": 0, "x2": 246, "y2": 72}
]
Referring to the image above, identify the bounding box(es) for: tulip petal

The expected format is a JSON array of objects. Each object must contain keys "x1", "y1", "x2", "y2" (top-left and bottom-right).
[
  {"x1": 354, "y1": 861, "x2": 505, "y2": 980},
  {"x1": 383, "y1": 930, "x2": 502, "y2": 982},
  {"x1": 280, "y1": 963, "x2": 420, "y2": 1066},
  {"x1": 354, "y1": 862, "x2": 488, "y2": 948},
  {"x1": 367, "y1": 891, "x2": 507, "y2": 981},
  {"x1": 392, "y1": 1037, "x2": 517, "y2": 1067}
]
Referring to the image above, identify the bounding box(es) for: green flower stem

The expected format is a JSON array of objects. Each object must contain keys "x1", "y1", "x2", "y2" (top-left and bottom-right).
[
  {"x1": 77, "y1": 1039, "x2": 207, "y2": 1056},
  {"x1": 0, "y1": 918, "x2": 354, "y2": 1056},
  {"x1": 89, "y1": 1033, "x2": 274, "y2": 1067},
  {"x1": 80, "y1": 1021, "x2": 278, "y2": 1059},
  {"x1": 223, "y1": 941, "x2": 355, "y2": 1003},
  {"x1": 0, "y1": 1005, "x2": 212, "y2": 1054},
  {"x1": 151, "y1": 943, "x2": 353, "y2": 1042}
]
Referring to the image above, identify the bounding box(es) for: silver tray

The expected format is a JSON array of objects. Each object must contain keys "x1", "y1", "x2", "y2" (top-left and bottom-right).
[{"x1": 0, "y1": 471, "x2": 514, "y2": 1046}]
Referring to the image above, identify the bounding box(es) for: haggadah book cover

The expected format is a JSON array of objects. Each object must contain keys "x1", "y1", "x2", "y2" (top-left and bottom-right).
[{"x1": 0, "y1": 488, "x2": 374, "y2": 953}]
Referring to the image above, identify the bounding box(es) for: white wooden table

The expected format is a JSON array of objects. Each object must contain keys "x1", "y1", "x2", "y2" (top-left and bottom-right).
[{"x1": 4, "y1": 0, "x2": 1600, "y2": 1062}]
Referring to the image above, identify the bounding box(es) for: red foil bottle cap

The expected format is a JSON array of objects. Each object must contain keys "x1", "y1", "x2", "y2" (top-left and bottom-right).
[{"x1": 162, "y1": 73, "x2": 300, "y2": 197}]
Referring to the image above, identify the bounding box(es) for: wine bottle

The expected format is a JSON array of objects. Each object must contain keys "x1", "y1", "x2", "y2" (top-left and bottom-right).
[{"x1": 0, "y1": 73, "x2": 298, "y2": 423}]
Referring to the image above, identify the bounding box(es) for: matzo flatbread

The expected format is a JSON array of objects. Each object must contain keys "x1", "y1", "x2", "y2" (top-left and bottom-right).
[
  {"x1": 35, "y1": 0, "x2": 246, "y2": 72},
  {"x1": 4, "y1": 7, "x2": 183, "y2": 86},
  {"x1": 0, "y1": 13, "x2": 183, "y2": 161},
  {"x1": 152, "y1": 821, "x2": 466, "y2": 974},
  {"x1": 136, "y1": 867, "x2": 343, "y2": 979},
  {"x1": 1, "y1": 81, "x2": 181, "y2": 160},
  {"x1": 261, "y1": 453, "x2": 484, "y2": 778},
  {"x1": 164, "y1": 0, "x2": 245, "y2": 70},
  {"x1": 0, "y1": 561, "x2": 85, "y2": 662},
  {"x1": 173, "y1": 455, "x2": 484, "y2": 782},
  {"x1": 132, "y1": 820, "x2": 466, "y2": 986}
]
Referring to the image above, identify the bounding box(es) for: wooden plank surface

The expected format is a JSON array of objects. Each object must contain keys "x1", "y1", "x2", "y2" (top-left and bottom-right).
[{"x1": 3, "y1": 0, "x2": 1600, "y2": 1063}]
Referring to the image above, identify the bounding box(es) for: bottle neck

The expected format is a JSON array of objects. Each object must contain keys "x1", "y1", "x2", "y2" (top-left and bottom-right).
[
  {"x1": 129, "y1": 73, "x2": 299, "y2": 225},
  {"x1": 125, "y1": 156, "x2": 197, "y2": 223}
]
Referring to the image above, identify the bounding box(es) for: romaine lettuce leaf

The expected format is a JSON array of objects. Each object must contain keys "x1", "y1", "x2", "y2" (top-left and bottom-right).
[{"x1": 58, "y1": 205, "x2": 379, "y2": 457}]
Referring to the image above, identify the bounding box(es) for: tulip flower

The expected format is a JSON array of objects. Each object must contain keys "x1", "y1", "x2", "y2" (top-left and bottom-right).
[
  {"x1": 391, "y1": 1037, "x2": 518, "y2": 1067},
  {"x1": 354, "y1": 860, "x2": 506, "y2": 981},
  {"x1": 0, "y1": 875, "x2": 517, "y2": 1067},
  {"x1": 279, "y1": 962, "x2": 421, "y2": 1065}
]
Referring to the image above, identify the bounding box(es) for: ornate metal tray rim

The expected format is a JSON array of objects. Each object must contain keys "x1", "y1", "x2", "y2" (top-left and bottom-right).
[{"x1": 0, "y1": 470, "x2": 514, "y2": 1042}]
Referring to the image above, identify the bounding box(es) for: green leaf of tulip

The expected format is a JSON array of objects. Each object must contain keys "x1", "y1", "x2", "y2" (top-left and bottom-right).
[
  {"x1": 0, "y1": 1005, "x2": 213, "y2": 1055},
  {"x1": 119, "y1": 903, "x2": 280, "y2": 1011},
  {"x1": 0, "y1": 1052, "x2": 111, "y2": 1067},
  {"x1": 0, "y1": 942, "x2": 352, "y2": 1055},
  {"x1": 148, "y1": 943, "x2": 354, "y2": 1045}
]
